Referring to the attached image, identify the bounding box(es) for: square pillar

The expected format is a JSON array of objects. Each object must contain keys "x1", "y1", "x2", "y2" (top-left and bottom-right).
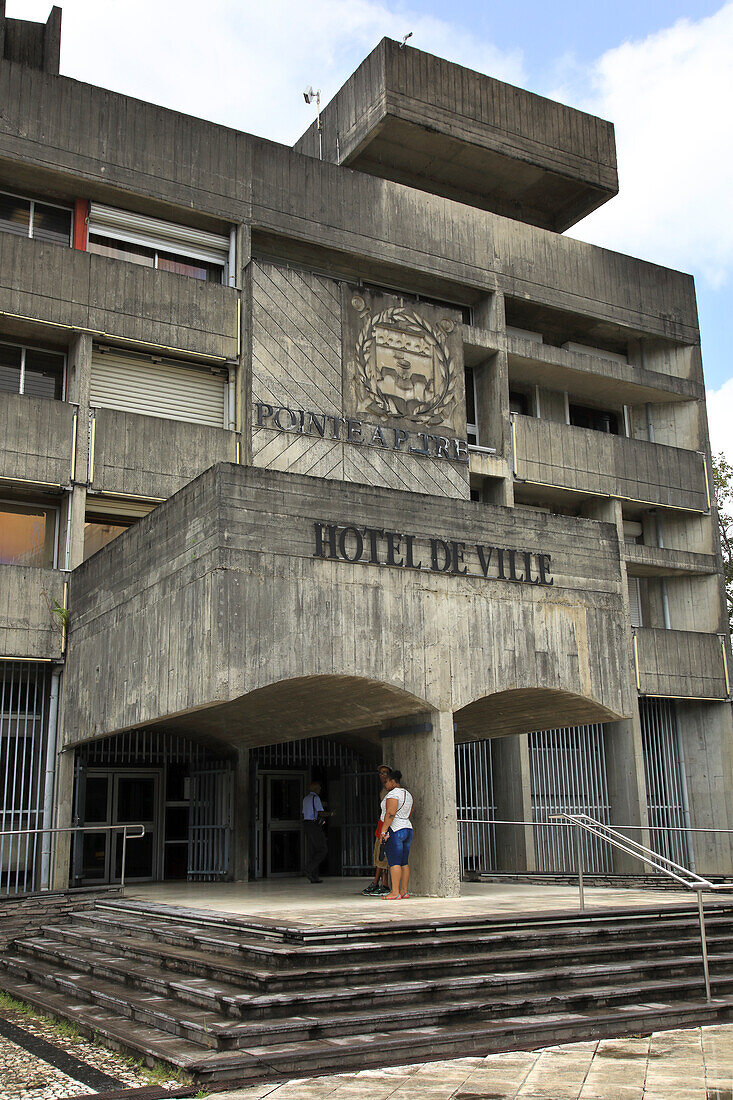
[
  {"x1": 231, "y1": 747, "x2": 250, "y2": 881},
  {"x1": 381, "y1": 709, "x2": 460, "y2": 897}
]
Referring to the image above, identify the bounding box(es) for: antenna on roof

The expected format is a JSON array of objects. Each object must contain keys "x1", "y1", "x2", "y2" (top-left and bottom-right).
[
  {"x1": 400, "y1": 32, "x2": 413, "y2": 48},
  {"x1": 303, "y1": 86, "x2": 323, "y2": 161}
]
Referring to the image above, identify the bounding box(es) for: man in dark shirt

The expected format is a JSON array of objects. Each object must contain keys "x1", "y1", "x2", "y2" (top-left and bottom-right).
[{"x1": 302, "y1": 780, "x2": 329, "y2": 883}]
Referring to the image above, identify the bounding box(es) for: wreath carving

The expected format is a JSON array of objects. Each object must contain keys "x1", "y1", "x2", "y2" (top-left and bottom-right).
[{"x1": 353, "y1": 306, "x2": 457, "y2": 426}]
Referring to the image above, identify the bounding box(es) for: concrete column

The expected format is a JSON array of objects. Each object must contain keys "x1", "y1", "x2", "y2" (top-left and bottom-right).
[
  {"x1": 603, "y1": 709, "x2": 651, "y2": 871},
  {"x1": 492, "y1": 733, "x2": 535, "y2": 871},
  {"x1": 51, "y1": 746, "x2": 75, "y2": 890},
  {"x1": 381, "y1": 709, "x2": 460, "y2": 897},
  {"x1": 231, "y1": 747, "x2": 250, "y2": 881}
]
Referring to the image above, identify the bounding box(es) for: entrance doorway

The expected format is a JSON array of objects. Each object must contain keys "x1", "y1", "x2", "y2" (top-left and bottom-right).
[
  {"x1": 76, "y1": 768, "x2": 159, "y2": 883},
  {"x1": 255, "y1": 770, "x2": 307, "y2": 877}
]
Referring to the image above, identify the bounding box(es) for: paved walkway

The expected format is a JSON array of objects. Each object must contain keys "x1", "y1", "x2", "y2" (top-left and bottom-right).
[
  {"x1": 213, "y1": 1025, "x2": 733, "y2": 1100},
  {"x1": 127, "y1": 877, "x2": 711, "y2": 928}
]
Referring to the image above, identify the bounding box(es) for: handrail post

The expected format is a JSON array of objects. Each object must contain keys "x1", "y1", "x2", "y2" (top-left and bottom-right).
[
  {"x1": 575, "y1": 823, "x2": 585, "y2": 912},
  {"x1": 696, "y1": 888, "x2": 712, "y2": 1003},
  {"x1": 121, "y1": 825, "x2": 128, "y2": 891}
]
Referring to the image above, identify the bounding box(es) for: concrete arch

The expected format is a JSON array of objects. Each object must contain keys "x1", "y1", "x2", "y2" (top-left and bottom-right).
[
  {"x1": 136, "y1": 674, "x2": 433, "y2": 750},
  {"x1": 454, "y1": 687, "x2": 625, "y2": 743}
]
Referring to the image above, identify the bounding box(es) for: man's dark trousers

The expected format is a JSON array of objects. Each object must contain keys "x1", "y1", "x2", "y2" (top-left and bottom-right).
[{"x1": 304, "y1": 820, "x2": 328, "y2": 881}]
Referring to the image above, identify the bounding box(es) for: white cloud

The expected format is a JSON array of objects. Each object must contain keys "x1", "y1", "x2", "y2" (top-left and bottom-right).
[
  {"x1": 567, "y1": 4, "x2": 733, "y2": 291},
  {"x1": 707, "y1": 380, "x2": 733, "y2": 464},
  {"x1": 8, "y1": 0, "x2": 524, "y2": 146}
]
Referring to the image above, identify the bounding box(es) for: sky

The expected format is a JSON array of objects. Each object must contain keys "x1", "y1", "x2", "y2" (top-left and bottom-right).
[{"x1": 8, "y1": 0, "x2": 732, "y2": 459}]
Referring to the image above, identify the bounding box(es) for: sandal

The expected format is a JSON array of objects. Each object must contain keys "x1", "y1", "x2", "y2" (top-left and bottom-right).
[
  {"x1": 381, "y1": 894, "x2": 401, "y2": 900},
  {"x1": 399, "y1": 893, "x2": 410, "y2": 899}
]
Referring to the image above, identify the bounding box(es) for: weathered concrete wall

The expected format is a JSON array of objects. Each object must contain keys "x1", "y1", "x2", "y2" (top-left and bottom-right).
[
  {"x1": 635, "y1": 628, "x2": 729, "y2": 700},
  {"x1": 677, "y1": 701, "x2": 733, "y2": 875},
  {"x1": 0, "y1": 233, "x2": 239, "y2": 360},
  {"x1": 0, "y1": 565, "x2": 64, "y2": 658},
  {"x1": 513, "y1": 416, "x2": 708, "y2": 513},
  {"x1": 63, "y1": 463, "x2": 632, "y2": 746},
  {"x1": 0, "y1": 393, "x2": 73, "y2": 486},
  {"x1": 91, "y1": 408, "x2": 237, "y2": 499}
]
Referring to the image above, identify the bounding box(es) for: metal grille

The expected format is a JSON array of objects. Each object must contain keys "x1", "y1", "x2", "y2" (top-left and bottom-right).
[
  {"x1": 188, "y1": 768, "x2": 233, "y2": 880},
  {"x1": 341, "y1": 771, "x2": 377, "y2": 876},
  {"x1": 640, "y1": 698, "x2": 694, "y2": 870},
  {"x1": 80, "y1": 729, "x2": 224, "y2": 767},
  {"x1": 455, "y1": 740, "x2": 497, "y2": 874},
  {"x1": 252, "y1": 737, "x2": 370, "y2": 771},
  {"x1": 529, "y1": 724, "x2": 613, "y2": 872},
  {"x1": 0, "y1": 661, "x2": 51, "y2": 895}
]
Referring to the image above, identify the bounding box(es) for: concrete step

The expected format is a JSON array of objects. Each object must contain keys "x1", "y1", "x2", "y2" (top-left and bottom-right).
[
  {"x1": 3, "y1": 944, "x2": 732, "y2": 1052},
  {"x1": 13, "y1": 932, "x2": 733, "y2": 1022},
  {"x1": 34, "y1": 918, "x2": 733, "y2": 993}
]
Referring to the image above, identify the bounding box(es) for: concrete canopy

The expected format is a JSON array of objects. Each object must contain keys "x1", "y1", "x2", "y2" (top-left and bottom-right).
[{"x1": 63, "y1": 464, "x2": 632, "y2": 748}]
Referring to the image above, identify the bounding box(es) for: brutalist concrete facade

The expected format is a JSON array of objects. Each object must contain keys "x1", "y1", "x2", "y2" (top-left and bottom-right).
[{"x1": 1, "y1": 6, "x2": 731, "y2": 896}]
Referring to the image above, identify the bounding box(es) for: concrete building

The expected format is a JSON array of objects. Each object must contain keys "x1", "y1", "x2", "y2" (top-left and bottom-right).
[{"x1": 1, "y1": 4, "x2": 731, "y2": 900}]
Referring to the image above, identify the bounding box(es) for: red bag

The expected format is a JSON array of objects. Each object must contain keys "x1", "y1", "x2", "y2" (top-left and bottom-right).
[{"x1": 375, "y1": 819, "x2": 383, "y2": 838}]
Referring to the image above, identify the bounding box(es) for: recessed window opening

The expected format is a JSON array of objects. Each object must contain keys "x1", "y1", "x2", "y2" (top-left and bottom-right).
[
  {"x1": 83, "y1": 516, "x2": 133, "y2": 560},
  {"x1": 360, "y1": 280, "x2": 473, "y2": 324},
  {"x1": 568, "y1": 402, "x2": 619, "y2": 434},
  {"x1": 87, "y1": 203, "x2": 229, "y2": 284},
  {"x1": 0, "y1": 340, "x2": 66, "y2": 400},
  {"x1": 465, "y1": 366, "x2": 479, "y2": 446},
  {"x1": 0, "y1": 500, "x2": 58, "y2": 569},
  {"x1": 509, "y1": 389, "x2": 530, "y2": 416},
  {"x1": 0, "y1": 188, "x2": 72, "y2": 245}
]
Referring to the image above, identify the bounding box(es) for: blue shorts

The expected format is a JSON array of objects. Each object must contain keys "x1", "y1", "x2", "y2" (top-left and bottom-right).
[{"x1": 385, "y1": 827, "x2": 413, "y2": 867}]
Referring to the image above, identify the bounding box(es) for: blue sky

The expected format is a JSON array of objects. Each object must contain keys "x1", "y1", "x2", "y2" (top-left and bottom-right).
[{"x1": 9, "y1": 0, "x2": 733, "y2": 454}]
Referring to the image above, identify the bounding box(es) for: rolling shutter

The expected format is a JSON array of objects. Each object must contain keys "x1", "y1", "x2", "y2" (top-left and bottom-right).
[
  {"x1": 90, "y1": 349, "x2": 227, "y2": 427},
  {"x1": 88, "y1": 203, "x2": 229, "y2": 266}
]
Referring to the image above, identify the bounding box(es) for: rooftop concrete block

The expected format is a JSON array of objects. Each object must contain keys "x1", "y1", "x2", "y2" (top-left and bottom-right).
[{"x1": 295, "y1": 38, "x2": 618, "y2": 232}]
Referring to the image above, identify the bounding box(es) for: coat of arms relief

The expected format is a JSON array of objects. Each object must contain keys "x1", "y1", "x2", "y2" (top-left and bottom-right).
[{"x1": 344, "y1": 288, "x2": 466, "y2": 436}]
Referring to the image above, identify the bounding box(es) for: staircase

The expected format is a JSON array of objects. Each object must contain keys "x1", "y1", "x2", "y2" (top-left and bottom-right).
[{"x1": 1, "y1": 897, "x2": 732, "y2": 1087}]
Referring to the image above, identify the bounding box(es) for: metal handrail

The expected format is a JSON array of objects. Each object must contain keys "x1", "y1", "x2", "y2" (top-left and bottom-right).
[
  {"x1": 551, "y1": 813, "x2": 733, "y2": 1003},
  {"x1": 456, "y1": 813, "x2": 733, "y2": 1002},
  {"x1": 0, "y1": 824, "x2": 146, "y2": 893}
]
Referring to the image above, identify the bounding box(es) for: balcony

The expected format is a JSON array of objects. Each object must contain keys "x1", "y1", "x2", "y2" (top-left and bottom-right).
[
  {"x1": 0, "y1": 565, "x2": 65, "y2": 659},
  {"x1": 0, "y1": 233, "x2": 239, "y2": 361},
  {"x1": 0, "y1": 394, "x2": 74, "y2": 488},
  {"x1": 513, "y1": 415, "x2": 708, "y2": 513},
  {"x1": 90, "y1": 408, "x2": 237, "y2": 499},
  {"x1": 624, "y1": 543, "x2": 717, "y2": 577},
  {"x1": 634, "y1": 628, "x2": 729, "y2": 700}
]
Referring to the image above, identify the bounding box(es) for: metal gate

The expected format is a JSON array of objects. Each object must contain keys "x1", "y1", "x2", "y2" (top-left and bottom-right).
[
  {"x1": 341, "y1": 770, "x2": 375, "y2": 876},
  {"x1": 0, "y1": 660, "x2": 51, "y2": 895},
  {"x1": 188, "y1": 768, "x2": 233, "y2": 880},
  {"x1": 455, "y1": 740, "x2": 497, "y2": 874},
  {"x1": 529, "y1": 724, "x2": 613, "y2": 872},
  {"x1": 640, "y1": 698, "x2": 694, "y2": 870}
]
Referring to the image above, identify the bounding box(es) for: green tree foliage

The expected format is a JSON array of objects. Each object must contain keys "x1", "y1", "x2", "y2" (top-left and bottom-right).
[{"x1": 712, "y1": 453, "x2": 733, "y2": 632}]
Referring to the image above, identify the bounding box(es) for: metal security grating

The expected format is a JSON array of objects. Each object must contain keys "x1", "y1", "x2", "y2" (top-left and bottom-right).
[
  {"x1": 529, "y1": 724, "x2": 613, "y2": 873},
  {"x1": 81, "y1": 728, "x2": 222, "y2": 767},
  {"x1": 455, "y1": 739, "x2": 497, "y2": 874},
  {"x1": 188, "y1": 768, "x2": 233, "y2": 881},
  {"x1": 341, "y1": 770, "x2": 378, "y2": 876},
  {"x1": 640, "y1": 698, "x2": 694, "y2": 870},
  {"x1": 252, "y1": 737, "x2": 371, "y2": 771},
  {"x1": 0, "y1": 660, "x2": 51, "y2": 895}
]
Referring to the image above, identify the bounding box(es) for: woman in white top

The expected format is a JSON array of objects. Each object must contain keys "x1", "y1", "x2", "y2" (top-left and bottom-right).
[{"x1": 379, "y1": 770, "x2": 414, "y2": 899}]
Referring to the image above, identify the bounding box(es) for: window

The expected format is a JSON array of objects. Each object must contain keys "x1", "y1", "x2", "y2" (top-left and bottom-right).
[
  {"x1": 0, "y1": 341, "x2": 66, "y2": 400},
  {"x1": 83, "y1": 519, "x2": 131, "y2": 560},
  {"x1": 87, "y1": 203, "x2": 229, "y2": 283},
  {"x1": 0, "y1": 189, "x2": 72, "y2": 245},
  {"x1": 627, "y1": 576, "x2": 643, "y2": 628},
  {"x1": 0, "y1": 502, "x2": 57, "y2": 568},
  {"x1": 509, "y1": 389, "x2": 530, "y2": 416},
  {"x1": 465, "y1": 367, "x2": 479, "y2": 446},
  {"x1": 568, "y1": 403, "x2": 619, "y2": 435}
]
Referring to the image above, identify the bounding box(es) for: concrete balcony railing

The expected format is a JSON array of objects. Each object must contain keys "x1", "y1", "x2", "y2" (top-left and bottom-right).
[
  {"x1": 89, "y1": 407, "x2": 238, "y2": 499},
  {"x1": 0, "y1": 565, "x2": 65, "y2": 660},
  {"x1": 0, "y1": 394, "x2": 75, "y2": 488},
  {"x1": 623, "y1": 543, "x2": 718, "y2": 577},
  {"x1": 634, "y1": 628, "x2": 730, "y2": 700},
  {"x1": 513, "y1": 415, "x2": 709, "y2": 512},
  {"x1": 0, "y1": 234, "x2": 239, "y2": 361}
]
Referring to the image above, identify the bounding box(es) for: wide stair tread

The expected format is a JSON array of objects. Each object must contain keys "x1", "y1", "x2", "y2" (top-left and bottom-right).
[
  {"x1": 2, "y1": 946, "x2": 731, "y2": 1050},
  {"x1": 11, "y1": 934, "x2": 733, "y2": 1022},
  {"x1": 28, "y1": 920, "x2": 733, "y2": 990}
]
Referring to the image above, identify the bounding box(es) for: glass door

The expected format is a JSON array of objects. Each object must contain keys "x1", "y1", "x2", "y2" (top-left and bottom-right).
[
  {"x1": 265, "y1": 771, "x2": 306, "y2": 877},
  {"x1": 79, "y1": 769, "x2": 159, "y2": 883}
]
